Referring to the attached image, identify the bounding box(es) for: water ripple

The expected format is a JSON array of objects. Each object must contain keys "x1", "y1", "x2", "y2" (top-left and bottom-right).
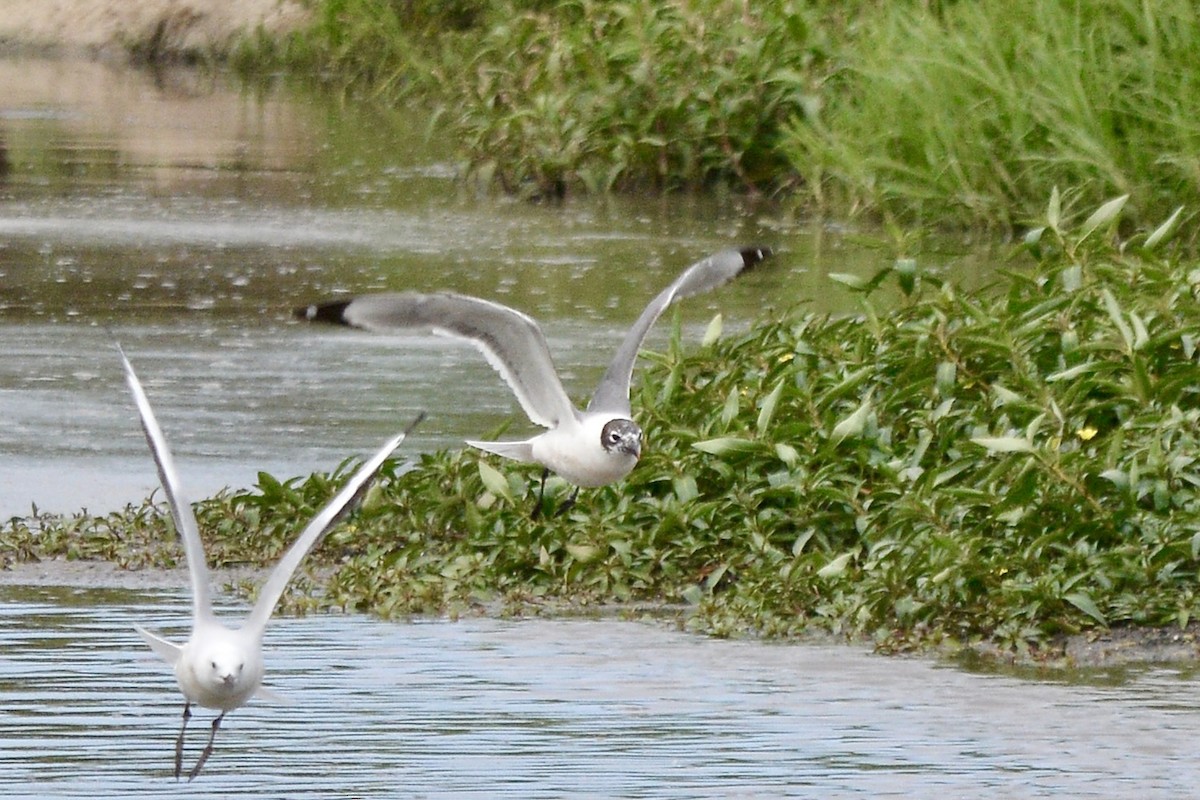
[{"x1": 1, "y1": 585, "x2": 1199, "y2": 798}]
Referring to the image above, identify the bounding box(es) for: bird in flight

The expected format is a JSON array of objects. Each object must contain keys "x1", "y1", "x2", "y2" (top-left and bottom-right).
[
  {"x1": 118, "y1": 344, "x2": 422, "y2": 779},
  {"x1": 297, "y1": 246, "x2": 771, "y2": 515}
]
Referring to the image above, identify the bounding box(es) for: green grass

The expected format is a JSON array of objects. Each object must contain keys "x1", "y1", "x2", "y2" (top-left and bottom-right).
[
  {"x1": 6, "y1": 196, "x2": 1199, "y2": 657},
  {"x1": 785, "y1": 0, "x2": 1200, "y2": 233},
  {"x1": 231, "y1": 0, "x2": 1200, "y2": 231}
]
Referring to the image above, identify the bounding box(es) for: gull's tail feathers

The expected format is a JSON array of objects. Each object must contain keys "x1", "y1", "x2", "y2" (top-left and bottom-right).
[
  {"x1": 254, "y1": 684, "x2": 291, "y2": 705},
  {"x1": 134, "y1": 625, "x2": 183, "y2": 666},
  {"x1": 295, "y1": 299, "x2": 352, "y2": 325},
  {"x1": 466, "y1": 439, "x2": 537, "y2": 464}
]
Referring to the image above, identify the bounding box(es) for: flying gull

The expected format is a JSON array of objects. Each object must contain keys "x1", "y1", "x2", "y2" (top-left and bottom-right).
[
  {"x1": 297, "y1": 246, "x2": 771, "y2": 515},
  {"x1": 119, "y1": 344, "x2": 422, "y2": 779}
]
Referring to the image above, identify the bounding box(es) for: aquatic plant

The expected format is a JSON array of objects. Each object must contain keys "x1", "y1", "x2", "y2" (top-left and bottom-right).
[{"x1": 4, "y1": 195, "x2": 1197, "y2": 657}]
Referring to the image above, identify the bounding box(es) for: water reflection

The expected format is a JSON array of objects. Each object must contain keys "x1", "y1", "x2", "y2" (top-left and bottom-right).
[{"x1": 0, "y1": 583, "x2": 1198, "y2": 798}]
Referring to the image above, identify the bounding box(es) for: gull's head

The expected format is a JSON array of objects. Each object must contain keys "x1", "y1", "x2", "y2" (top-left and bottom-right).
[
  {"x1": 600, "y1": 418, "x2": 642, "y2": 460},
  {"x1": 197, "y1": 641, "x2": 248, "y2": 691}
]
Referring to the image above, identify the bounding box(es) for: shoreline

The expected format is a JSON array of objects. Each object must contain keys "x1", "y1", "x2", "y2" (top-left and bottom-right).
[
  {"x1": 5, "y1": 556, "x2": 1199, "y2": 670},
  {"x1": 0, "y1": 0, "x2": 309, "y2": 60}
]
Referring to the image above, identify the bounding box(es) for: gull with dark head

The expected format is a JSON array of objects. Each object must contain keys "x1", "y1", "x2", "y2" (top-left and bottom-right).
[
  {"x1": 297, "y1": 246, "x2": 771, "y2": 514},
  {"x1": 118, "y1": 344, "x2": 422, "y2": 779}
]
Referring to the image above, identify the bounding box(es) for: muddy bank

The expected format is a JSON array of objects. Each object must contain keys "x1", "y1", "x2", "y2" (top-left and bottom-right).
[{"x1": 0, "y1": 0, "x2": 309, "y2": 59}]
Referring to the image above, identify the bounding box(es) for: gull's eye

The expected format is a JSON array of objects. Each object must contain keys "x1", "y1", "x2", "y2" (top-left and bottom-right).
[{"x1": 211, "y1": 661, "x2": 218, "y2": 670}]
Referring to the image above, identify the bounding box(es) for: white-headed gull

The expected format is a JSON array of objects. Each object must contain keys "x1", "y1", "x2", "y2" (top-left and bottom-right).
[{"x1": 118, "y1": 344, "x2": 422, "y2": 779}]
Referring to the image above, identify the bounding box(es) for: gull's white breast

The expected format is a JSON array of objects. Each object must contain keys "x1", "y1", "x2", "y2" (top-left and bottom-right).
[{"x1": 530, "y1": 414, "x2": 639, "y2": 487}]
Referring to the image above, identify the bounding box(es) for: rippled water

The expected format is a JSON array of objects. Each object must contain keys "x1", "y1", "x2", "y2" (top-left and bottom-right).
[{"x1": 1, "y1": 583, "x2": 1198, "y2": 798}]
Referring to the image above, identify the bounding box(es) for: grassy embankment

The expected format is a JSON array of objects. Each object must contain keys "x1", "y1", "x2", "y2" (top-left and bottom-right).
[
  {"x1": 4, "y1": 195, "x2": 1198, "y2": 656},
  {"x1": 240, "y1": 0, "x2": 1200, "y2": 236}
]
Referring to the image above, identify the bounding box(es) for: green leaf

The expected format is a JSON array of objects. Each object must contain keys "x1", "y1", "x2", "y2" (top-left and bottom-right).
[
  {"x1": 1129, "y1": 311, "x2": 1149, "y2": 351},
  {"x1": 1064, "y1": 592, "x2": 1107, "y2": 625},
  {"x1": 477, "y1": 461, "x2": 513, "y2": 502},
  {"x1": 992, "y1": 385, "x2": 1024, "y2": 406},
  {"x1": 1100, "y1": 469, "x2": 1129, "y2": 491},
  {"x1": 565, "y1": 542, "x2": 599, "y2": 563},
  {"x1": 1047, "y1": 186, "x2": 1061, "y2": 231},
  {"x1": 775, "y1": 442, "x2": 799, "y2": 467},
  {"x1": 673, "y1": 475, "x2": 699, "y2": 504},
  {"x1": 831, "y1": 395, "x2": 872, "y2": 442},
  {"x1": 1101, "y1": 288, "x2": 1135, "y2": 350},
  {"x1": 692, "y1": 437, "x2": 758, "y2": 455},
  {"x1": 720, "y1": 390, "x2": 740, "y2": 428},
  {"x1": 756, "y1": 379, "x2": 785, "y2": 434},
  {"x1": 1046, "y1": 362, "x2": 1095, "y2": 382},
  {"x1": 701, "y1": 313, "x2": 724, "y2": 347},
  {"x1": 1144, "y1": 205, "x2": 1184, "y2": 251},
  {"x1": 792, "y1": 528, "x2": 815, "y2": 556},
  {"x1": 971, "y1": 436, "x2": 1035, "y2": 454},
  {"x1": 1078, "y1": 194, "x2": 1128, "y2": 243},
  {"x1": 828, "y1": 272, "x2": 867, "y2": 290},
  {"x1": 817, "y1": 551, "x2": 853, "y2": 578}
]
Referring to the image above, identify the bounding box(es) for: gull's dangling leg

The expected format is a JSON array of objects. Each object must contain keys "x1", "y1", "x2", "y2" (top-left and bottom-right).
[
  {"x1": 174, "y1": 701, "x2": 192, "y2": 780},
  {"x1": 553, "y1": 486, "x2": 581, "y2": 518},
  {"x1": 530, "y1": 468, "x2": 550, "y2": 520},
  {"x1": 188, "y1": 711, "x2": 225, "y2": 781}
]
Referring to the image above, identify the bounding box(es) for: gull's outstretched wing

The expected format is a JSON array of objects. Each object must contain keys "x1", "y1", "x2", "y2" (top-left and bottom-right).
[
  {"x1": 586, "y1": 247, "x2": 772, "y2": 416},
  {"x1": 118, "y1": 345, "x2": 214, "y2": 626},
  {"x1": 298, "y1": 292, "x2": 577, "y2": 429},
  {"x1": 243, "y1": 413, "x2": 424, "y2": 634},
  {"x1": 134, "y1": 624, "x2": 183, "y2": 666}
]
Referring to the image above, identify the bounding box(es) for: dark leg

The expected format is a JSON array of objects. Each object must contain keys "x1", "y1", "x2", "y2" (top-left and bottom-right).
[
  {"x1": 553, "y1": 486, "x2": 581, "y2": 518},
  {"x1": 187, "y1": 711, "x2": 225, "y2": 781},
  {"x1": 174, "y1": 701, "x2": 192, "y2": 780},
  {"x1": 530, "y1": 468, "x2": 550, "y2": 520}
]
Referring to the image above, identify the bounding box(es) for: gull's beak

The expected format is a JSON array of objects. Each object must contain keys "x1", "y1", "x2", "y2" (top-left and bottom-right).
[{"x1": 621, "y1": 435, "x2": 642, "y2": 460}]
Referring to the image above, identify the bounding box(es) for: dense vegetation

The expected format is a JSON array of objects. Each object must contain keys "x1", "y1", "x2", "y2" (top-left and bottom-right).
[
  {"x1": 6, "y1": 197, "x2": 1198, "y2": 656},
  {"x1": 241, "y1": 0, "x2": 1200, "y2": 233}
]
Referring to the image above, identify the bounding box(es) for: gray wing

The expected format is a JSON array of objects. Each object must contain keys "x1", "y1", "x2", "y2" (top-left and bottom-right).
[
  {"x1": 298, "y1": 292, "x2": 577, "y2": 429},
  {"x1": 587, "y1": 246, "x2": 772, "y2": 415},
  {"x1": 117, "y1": 345, "x2": 215, "y2": 626},
  {"x1": 244, "y1": 412, "x2": 424, "y2": 634}
]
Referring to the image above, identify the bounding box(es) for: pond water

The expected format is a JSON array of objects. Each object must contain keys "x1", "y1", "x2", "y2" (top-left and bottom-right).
[
  {"x1": 2, "y1": 583, "x2": 1199, "y2": 799},
  {"x1": 0, "y1": 57, "x2": 993, "y2": 518}
]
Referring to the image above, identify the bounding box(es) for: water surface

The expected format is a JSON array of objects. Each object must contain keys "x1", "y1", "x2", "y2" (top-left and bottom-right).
[{"x1": 1, "y1": 584, "x2": 1197, "y2": 798}]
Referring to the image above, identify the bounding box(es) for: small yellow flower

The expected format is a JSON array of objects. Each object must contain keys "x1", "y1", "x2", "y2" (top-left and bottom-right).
[{"x1": 1077, "y1": 426, "x2": 1098, "y2": 441}]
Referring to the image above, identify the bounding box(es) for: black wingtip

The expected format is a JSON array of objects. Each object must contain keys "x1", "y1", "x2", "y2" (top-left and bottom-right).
[
  {"x1": 294, "y1": 298, "x2": 353, "y2": 325},
  {"x1": 739, "y1": 246, "x2": 773, "y2": 271}
]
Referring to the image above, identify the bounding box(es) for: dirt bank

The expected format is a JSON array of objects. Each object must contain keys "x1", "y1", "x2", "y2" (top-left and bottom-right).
[{"x1": 0, "y1": 0, "x2": 310, "y2": 58}]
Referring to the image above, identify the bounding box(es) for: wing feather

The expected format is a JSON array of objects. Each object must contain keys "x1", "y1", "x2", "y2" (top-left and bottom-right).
[
  {"x1": 587, "y1": 247, "x2": 771, "y2": 415},
  {"x1": 243, "y1": 413, "x2": 422, "y2": 634},
  {"x1": 117, "y1": 346, "x2": 215, "y2": 626},
  {"x1": 299, "y1": 293, "x2": 577, "y2": 429}
]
